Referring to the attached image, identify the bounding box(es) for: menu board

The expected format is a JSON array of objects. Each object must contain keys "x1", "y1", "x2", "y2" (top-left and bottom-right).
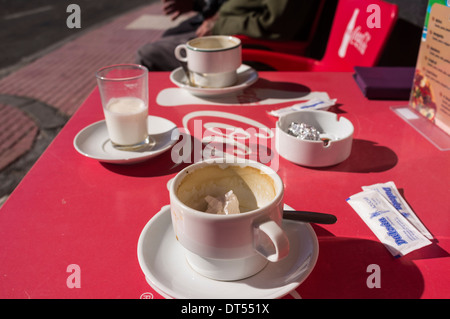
[{"x1": 410, "y1": 1, "x2": 450, "y2": 135}]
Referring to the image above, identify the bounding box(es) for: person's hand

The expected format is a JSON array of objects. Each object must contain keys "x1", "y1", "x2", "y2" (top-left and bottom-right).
[
  {"x1": 195, "y1": 13, "x2": 219, "y2": 37},
  {"x1": 162, "y1": 0, "x2": 195, "y2": 20}
]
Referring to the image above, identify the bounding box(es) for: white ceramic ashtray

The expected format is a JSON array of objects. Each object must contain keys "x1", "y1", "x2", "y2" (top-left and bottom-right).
[{"x1": 276, "y1": 110, "x2": 354, "y2": 167}]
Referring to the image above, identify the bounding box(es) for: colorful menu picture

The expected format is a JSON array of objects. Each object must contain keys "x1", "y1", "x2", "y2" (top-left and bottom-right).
[{"x1": 410, "y1": 1, "x2": 450, "y2": 135}]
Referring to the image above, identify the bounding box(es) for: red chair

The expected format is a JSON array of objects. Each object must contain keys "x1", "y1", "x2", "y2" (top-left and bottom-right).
[
  {"x1": 234, "y1": 0, "x2": 326, "y2": 56},
  {"x1": 242, "y1": 0, "x2": 398, "y2": 71}
]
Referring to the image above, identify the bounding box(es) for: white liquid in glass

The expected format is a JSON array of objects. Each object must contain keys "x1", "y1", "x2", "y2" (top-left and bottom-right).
[{"x1": 104, "y1": 97, "x2": 148, "y2": 146}]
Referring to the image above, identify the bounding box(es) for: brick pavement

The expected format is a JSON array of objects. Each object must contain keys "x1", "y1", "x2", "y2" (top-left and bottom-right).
[
  {"x1": 0, "y1": 103, "x2": 38, "y2": 171},
  {"x1": 0, "y1": 1, "x2": 184, "y2": 198}
]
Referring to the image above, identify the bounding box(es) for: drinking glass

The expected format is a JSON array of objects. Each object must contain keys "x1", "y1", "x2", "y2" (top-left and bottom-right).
[{"x1": 96, "y1": 64, "x2": 154, "y2": 151}]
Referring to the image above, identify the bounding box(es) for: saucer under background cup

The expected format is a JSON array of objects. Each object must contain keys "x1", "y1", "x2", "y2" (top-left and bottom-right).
[{"x1": 170, "y1": 64, "x2": 258, "y2": 97}]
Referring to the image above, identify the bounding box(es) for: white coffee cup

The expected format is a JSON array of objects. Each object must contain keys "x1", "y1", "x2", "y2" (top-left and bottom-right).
[
  {"x1": 169, "y1": 158, "x2": 289, "y2": 281},
  {"x1": 174, "y1": 35, "x2": 242, "y2": 88}
]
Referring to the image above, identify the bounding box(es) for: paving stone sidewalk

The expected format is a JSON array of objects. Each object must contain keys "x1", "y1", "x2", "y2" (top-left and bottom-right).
[{"x1": 0, "y1": 1, "x2": 180, "y2": 200}]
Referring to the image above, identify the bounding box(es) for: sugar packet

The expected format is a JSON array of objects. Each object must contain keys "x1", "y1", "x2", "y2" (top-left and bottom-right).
[
  {"x1": 362, "y1": 181, "x2": 433, "y2": 240},
  {"x1": 205, "y1": 190, "x2": 240, "y2": 215},
  {"x1": 347, "y1": 190, "x2": 432, "y2": 257},
  {"x1": 268, "y1": 98, "x2": 337, "y2": 117}
]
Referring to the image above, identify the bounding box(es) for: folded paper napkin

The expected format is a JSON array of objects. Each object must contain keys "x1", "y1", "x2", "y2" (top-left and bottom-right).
[{"x1": 268, "y1": 97, "x2": 337, "y2": 117}]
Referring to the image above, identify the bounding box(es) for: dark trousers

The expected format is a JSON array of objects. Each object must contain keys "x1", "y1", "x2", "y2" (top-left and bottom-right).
[{"x1": 136, "y1": 15, "x2": 202, "y2": 71}]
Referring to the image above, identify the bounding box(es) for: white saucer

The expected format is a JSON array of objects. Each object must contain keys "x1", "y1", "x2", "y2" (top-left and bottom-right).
[
  {"x1": 137, "y1": 205, "x2": 319, "y2": 299},
  {"x1": 74, "y1": 116, "x2": 180, "y2": 164},
  {"x1": 169, "y1": 64, "x2": 258, "y2": 97}
]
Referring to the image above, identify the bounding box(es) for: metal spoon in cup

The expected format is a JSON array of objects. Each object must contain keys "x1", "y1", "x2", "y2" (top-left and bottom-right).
[{"x1": 180, "y1": 61, "x2": 196, "y2": 87}]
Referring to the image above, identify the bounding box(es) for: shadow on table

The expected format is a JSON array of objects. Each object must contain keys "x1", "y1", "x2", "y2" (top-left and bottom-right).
[
  {"x1": 252, "y1": 78, "x2": 312, "y2": 96},
  {"x1": 301, "y1": 225, "x2": 449, "y2": 299},
  {"x1": 315, "y1": 139, "x2": 398, "y2": 173},
  {"x1": 101, "y1": 136, "x2": 397, "y2": 176},
  {"x1": 100, "y1": 133, "x2": 280, "y2": 177},
  {"x1": 248, "y1": 223, "x2": 447, "y2": 298},
  {"x1": 298, "y1": 236, "x2": 423, "y2": 298},
  {"x1": 199, "y1": 78, "x2": 312, "y2": 105},
  {"x1": 100, "y1": 133, "x2": 189, "y2": 178}
]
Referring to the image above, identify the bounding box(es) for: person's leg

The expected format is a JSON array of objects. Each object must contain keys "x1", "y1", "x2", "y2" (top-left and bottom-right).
[
  {"x1": 162, "y1": 14, "x2": 203, "y2": 37},
  {"x1": 136, "y1": 31, "x2": 197, "y2": 71}
]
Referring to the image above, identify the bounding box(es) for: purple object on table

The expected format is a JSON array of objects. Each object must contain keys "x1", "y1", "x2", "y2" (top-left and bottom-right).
[{"x1": 353, "y1": 66, "x2": 415, "y2": 100}]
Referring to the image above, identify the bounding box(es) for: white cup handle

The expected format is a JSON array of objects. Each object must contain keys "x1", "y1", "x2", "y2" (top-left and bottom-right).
[
  {"x1": 254, "y1": 220, "x2": 289, "y2": 262},
  {"x1": 174, "y1": 44, "x2": 188, "y2": 63}
]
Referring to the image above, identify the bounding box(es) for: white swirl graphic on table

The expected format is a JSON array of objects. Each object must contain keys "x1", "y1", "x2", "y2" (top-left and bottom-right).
[{"x1": 171, "y1": 110, "x2": 278, "y2": 170}]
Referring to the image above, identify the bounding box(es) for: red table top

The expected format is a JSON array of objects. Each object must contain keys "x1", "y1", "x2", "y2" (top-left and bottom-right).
[{"x1": 0, "y1": 72, "x2": 448, "y2": 299}]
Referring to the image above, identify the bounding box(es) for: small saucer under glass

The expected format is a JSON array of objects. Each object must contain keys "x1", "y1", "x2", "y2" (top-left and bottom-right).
[
  {"x1": 74, "y1": 116, "x2": 179, "y2": 164},
  {"x1": 111, "y1": 134, "x2": 155, "y2": 152}
]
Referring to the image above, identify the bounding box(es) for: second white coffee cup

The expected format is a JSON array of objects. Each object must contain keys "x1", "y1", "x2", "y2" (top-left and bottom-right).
[
  {"x1": 169, "y1": 158, "x2": 289, "y2": 281},
  {"x1": 174, "y1": 35, "x2": 242, "y2": 88}
]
